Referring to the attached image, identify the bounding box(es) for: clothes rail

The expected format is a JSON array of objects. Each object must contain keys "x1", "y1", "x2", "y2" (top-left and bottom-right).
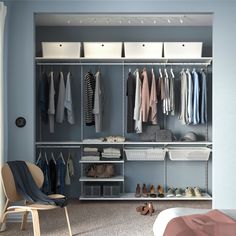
[
  {"x1": 36, "y1": 62, "x2": 211, "y2": 66},
  {"x1": 36, "y1": 145, "x2": 81, "y2": 148}
]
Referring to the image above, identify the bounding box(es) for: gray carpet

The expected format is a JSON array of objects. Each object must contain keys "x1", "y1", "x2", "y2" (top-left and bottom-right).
[{"x1": 1, "y1": 200, "x2": 211, "y2": 236}]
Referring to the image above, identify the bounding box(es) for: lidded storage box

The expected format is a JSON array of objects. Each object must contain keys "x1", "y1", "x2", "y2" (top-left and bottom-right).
[
  {"x1": 124, "y1": 42, "x2": 163, "y2": 58},
  {"x1": 42, "y1": 42, "x2": 81, "y2": 58},
  {"x1": 164, "y1": 42, "x2": 202, "y2": 58},
  {"x1": 84, "y1": 42, "x2": 122, "y2": 58}
]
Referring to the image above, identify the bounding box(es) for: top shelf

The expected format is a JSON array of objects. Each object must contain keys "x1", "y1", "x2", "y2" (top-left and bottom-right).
[{"x1": 35, "y1": 57, "x2": 212, "y2": 65}]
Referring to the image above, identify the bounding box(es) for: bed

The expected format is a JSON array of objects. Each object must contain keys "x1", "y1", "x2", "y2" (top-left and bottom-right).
[{"x1": 153, "y1": 208, "x2": 236, "y2": 236}]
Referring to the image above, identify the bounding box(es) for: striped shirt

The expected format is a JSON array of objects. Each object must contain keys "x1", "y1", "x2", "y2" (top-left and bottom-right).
[{"x1": 84, "y1": 72, "x2": 95, "y2": 126}]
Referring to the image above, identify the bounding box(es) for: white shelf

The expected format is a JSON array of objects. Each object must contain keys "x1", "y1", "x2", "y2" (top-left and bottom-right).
[
  {"x1": 35, "y1": 57, "x2": 212, "y2": 65},
  {"x1": 79, "y1": 175, "x2": 124, "y2": 182},
  {"x1": 79, "y1": 192, "x2": 212, "y2": 201},
  {"x1": 80, "y1": 160, "x2": 124, "y2": 163}
]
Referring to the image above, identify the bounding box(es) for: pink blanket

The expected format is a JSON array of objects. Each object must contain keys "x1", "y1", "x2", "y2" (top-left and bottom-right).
[{"x1": 164, "y1": 210, "x2": 236, "y2": 236}]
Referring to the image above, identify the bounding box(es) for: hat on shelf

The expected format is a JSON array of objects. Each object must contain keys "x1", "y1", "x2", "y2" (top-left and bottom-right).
[{"x1": 180, "y1": 132, "x2": 197, "y2": 142}]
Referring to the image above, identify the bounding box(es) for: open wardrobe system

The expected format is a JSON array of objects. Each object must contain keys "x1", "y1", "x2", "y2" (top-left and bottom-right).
[{"x1": 35, "y1": 13, "x2": 212, "y2": 201}]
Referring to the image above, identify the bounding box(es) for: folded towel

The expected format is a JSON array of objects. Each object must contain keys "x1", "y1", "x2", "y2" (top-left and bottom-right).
[
  {"x1": 81, "y1": 156, "x2": 100, "y2": 161},
  {"x1": 84, "y1": 147, "x2": 99, "y2": 152}
]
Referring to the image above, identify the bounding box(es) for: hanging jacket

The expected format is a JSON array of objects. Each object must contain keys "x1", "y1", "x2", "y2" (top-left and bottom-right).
[
  {"x1": 149, "y1": 68, "x2": 158, "y2": 124},
  {"x1": 133, "y1": 70, "x2": 142, "y2": 133},
  {"x1": 126, "y1": 72, "x2": 136, "y2": 133},
  {"x1": 39, "y1": 72, "x2": 49, "y2": 123},
  {"x1": 56, "y1": 72, "x2": 66, "y2": 123},
  {"x1": 141, "y1": 68, "x2": 150, "y2": 122},
  {"x1": 65, "y1": 72, "x2": 75, "y2": 124},
  {"x1": 192, "y1": 69, "x2": 200, "y2": 124},
  {"x1": 186, "y1": 69, "x2": 193, "y2": 124},
  {"x1": 93, "y1": 70, "x2": 103, "y2": 132},
  {"x1": 65, "y1": 154, "x2": 74, "y2": 185},
  {"x1": 169, "y1": 70, "x2": 175, "y2": 116},
  {"x1": 200, "y1": 70, "x2": 207, "y2": 124},
  {"x1": 48, "y1": 72, "x2": 55, "y2": 133},
  {"x1": 179, "y1": 70, "x2": 188, "y2": 125}
]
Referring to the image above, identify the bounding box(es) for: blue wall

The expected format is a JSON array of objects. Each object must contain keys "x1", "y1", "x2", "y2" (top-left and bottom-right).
[{"x1": 3, "y1": 0, "x2": 236, "y2": 209}]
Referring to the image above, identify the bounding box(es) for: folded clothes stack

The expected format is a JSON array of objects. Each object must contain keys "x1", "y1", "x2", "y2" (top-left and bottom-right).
[
  {"x1": 101, "y1": 148, "x2": 121, "y2": 160},
  {"x1": 81, "y1": 147, "x2": 100, "y2": 161},
  {"x1": 83, "y1": 138, "x2": 104, "y2": 143}
]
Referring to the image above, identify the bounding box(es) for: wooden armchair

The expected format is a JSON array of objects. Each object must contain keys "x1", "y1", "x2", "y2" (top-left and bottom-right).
[{"x1": 0, "y1": 162, "x2": 72, "y2": 236}]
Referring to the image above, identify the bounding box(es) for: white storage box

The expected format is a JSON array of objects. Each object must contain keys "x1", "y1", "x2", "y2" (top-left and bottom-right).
[
  {"x1": 164, "y1": 42, "x2": 202, "y2": 58},
  {"x1": 42, "y1": 42, "x2": 81, "y2": 58},
  {"x1": 124, "y1": 42, "x2": 163, "y2": 58},
  {"x1": 125, "y1": 148, "x2": 166, "y2": 161},
  {"x1": 84, "y1": 42, "x2": 122, "y2": 58},
  {"x1": 168, "y1": 147, "x2": 211, "y2": 161}
]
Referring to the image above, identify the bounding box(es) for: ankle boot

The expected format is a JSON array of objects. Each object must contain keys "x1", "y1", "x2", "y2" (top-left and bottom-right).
[
  {"x1": 135, "y1": 184, "x2": 141, "y2": 197},
  {"x1": 157, "y1": 185, "x2": 165, "y2": 198},
  {"x1": 149, "y1": 185, "x2": 157, "y2": 198},
  {"x1": 142, "y1": 184, "x2": 148, "y2": 197}
]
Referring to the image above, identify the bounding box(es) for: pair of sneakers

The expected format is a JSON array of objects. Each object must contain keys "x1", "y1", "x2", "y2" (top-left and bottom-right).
[
  {"x1": 167, "y1": 187, "x2": 182, "y2": 197},
  {"x1": 185, "y1": 187, "x2": 202, "y2": 197}
]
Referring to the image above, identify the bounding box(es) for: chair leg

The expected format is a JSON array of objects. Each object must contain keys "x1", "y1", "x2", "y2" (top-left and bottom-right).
[
  {"x1": 31, "y1": 210, "x2": 41, "y2": 236},
  {"x1": 64, "y1": 207, "x2": 72, "y2": 236},
  {"x1": 21, "y1": 211, "x2": 29, "y2": 231},
  {"x1": 0, "y1": 199, "x2": 10, "y2": 232}
]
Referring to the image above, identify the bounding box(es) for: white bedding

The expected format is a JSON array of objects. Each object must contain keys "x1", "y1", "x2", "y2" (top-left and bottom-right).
[{"x1": 153, "y1": 208, "x2": 236, "y2": 236}]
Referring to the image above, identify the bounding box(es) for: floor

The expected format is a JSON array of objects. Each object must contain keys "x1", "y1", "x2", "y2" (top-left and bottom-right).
[{"x1": 1, "y1": 200, "x2": 211, "y2": 236}]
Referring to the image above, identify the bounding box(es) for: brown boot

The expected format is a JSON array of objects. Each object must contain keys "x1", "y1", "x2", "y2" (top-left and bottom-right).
[
  {"x1": 157, "y1": 185, "x2": 165, "y2": 198},
  {"x1": 142, "y1": 184, "x2": 148, "y2": 197},
  {"x1": 149, "y1": 185, "x2": 157, "y2": 198},
  {"x1": 135, "y1": 184, "x2": 141, "y2": 197}
]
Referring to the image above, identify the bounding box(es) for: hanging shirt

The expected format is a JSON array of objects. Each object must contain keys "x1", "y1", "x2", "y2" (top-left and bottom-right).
[
  {"x1": 56, "y1": 155, "x2": 66, "y2": 195},
  {"x1": 192, "y1": 69, "x2": 200, "y2": 124},
  {"x1": 133, "y1": 70, "x2": 142, "y2": 133},
  {"x1": 65, "y1": 154, "x2": 74, "y2": 185},
  {"x1": 36, "y1": 156, "x2": 51, "y2": 195},
  {"x1": 163, "y1": 70, "x2": 170, "y2": 115},
  {"x1": 84, "y1": 72, "x2": 95, "y2": 126},
  {"x1": 39, "y1": 72, "x2": 49, "y2": 123},
  {"x1": 93, "y1": 70, "x2": 102, "y2": 132},
  {"x1": 141, "y1": 68, "x2": 150, "y2": 122},
  {"x1": 186, "y1": 69, "x2": 193, "y2": 124},
  {"x1": 149, "y1": 68, "x2": 158, "y2": 124},
  {"x1": 56, "y1": 72, "x2": 65, "y2": 123},
  {"x1": 179, "y1": 70, "x2": 188, "y2": 125},
  {"x1": 48, "y1": 72, "x2": 55, "y2": 133},
  {"x1": 200, "y1": 70, "x2": 207, "y2": 124},
  {"x1": 126, "y1": 72, "x2": 136, "y2": 133},
  {"x1": 49, "y1": 158, "x2": 57, "y2": 194},
  {"x1": 169, "y1": 70, "x2": 175, "y2": 116},
  {"x1": 64, "y1": 72, "x2": 75, "y2": 125}
]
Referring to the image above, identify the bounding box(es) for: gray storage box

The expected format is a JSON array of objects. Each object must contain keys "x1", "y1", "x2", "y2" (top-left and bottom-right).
[
  {"x1": 84, "y1": 184, "x2": 101, "y2": 197},
  {"x1": 103, "y1": 184, "x2": 120, "y2": 198},
  {"x1": 155, "y1": 129, "x2": 172, "y2": 142}
]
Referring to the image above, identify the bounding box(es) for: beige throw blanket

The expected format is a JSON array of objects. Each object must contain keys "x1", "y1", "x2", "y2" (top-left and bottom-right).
[{"x1": 164, "y1": 209, "x2": 236, "y2": 236}]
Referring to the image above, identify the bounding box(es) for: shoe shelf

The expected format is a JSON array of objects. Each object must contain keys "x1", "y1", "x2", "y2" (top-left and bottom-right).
[
  {"x1": 79, "y1": 176, "x2": 125, "y2": 182},
  {"x1": 79, "y1": 192, "x2": 212, "y2": 201}
]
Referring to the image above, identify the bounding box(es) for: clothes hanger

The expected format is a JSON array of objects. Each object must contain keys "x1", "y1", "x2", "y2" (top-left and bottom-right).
[
  {"x1": 164, "y1": 68, "x2": 168, "y2": 78},
  {"x1": 59, "y1": 152, "x2": 66, "y2": 165},
  {"x1": 170, "y1": 68, "x2": 175, "y2": 78},
  {"x1": 159, "y1": 68, "x2": 162, "y2": 78},
  {"x1": 44, "y1": 152, "x2": 49, "y2": 165},
  {"x1": 51, "y1": 152, "x2": 56, "y2": 164},
  {"x1": 36, "y1": 152, "x2": 42, "y2": 165}
]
